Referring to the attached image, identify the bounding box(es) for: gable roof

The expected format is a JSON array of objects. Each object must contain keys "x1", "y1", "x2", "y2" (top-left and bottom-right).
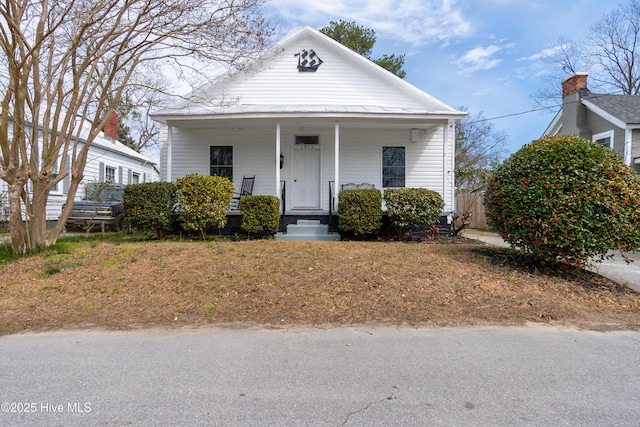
[
  {"x1": 91, "y1": 127, "x2": 156, "y2": 165},
  {"x1": 152, "y1": 26, "x2": 464, "y2": 123},
  {"x1": 582, "y1": 94, "x2": 640, "y2": 126},
  {"x1": 3, "y1": 114, "x2": 155, "y2": 165}
]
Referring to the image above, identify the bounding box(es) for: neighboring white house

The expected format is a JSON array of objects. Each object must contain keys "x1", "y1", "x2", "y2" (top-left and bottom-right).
[
  {"x1": 0, "y1": 113, "x2": 159, "y2": 222},
  {"x1": 543, "y1": 73, "x2": 640, "y2": 175},
  {"x1": 150, "y1": 26, "x2": 465, "y2": 232}
]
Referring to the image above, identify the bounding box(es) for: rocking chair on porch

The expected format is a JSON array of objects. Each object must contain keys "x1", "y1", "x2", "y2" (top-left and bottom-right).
[{"x1": 231, "y1": 175, "x2": 255, "y2": 209}]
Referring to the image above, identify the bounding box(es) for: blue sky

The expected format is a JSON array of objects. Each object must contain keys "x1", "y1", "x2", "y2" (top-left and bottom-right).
[{"x1": 264, "y1": 0, "x2": 620, "y2": 157}]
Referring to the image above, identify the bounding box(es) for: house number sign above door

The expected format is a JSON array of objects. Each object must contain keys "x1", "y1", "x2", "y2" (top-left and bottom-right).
[{"x1": 295, "y1": 49, "x2": 323, "y2": 72}]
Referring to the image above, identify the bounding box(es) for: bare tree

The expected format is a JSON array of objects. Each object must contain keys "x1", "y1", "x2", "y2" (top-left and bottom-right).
[
  {"x1": 533, "y1": 0, "x2": 640, "y2": 108},
  {"x1": 0, "y1": 0, "x2": 273, "y2": 253},
  {"x1": 587, "y1": 0, "x2": 640, "y2": 94},
  {"x1": 531, "y1": 36, "x2": 588, "y2": 109},
  {"x1": 101, "y1": 66, "x2": 174, "y2": 153},
  {"x1": 455, "y1": 109, "x2": 506, "y2": 191}
]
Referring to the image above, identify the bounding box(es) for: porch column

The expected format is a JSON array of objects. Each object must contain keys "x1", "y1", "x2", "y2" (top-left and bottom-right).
[
  {"x1": 167, "y1": 124, "x2": 173, "y2": 182},
  {"x1": 448, "y1": 120, "x2": 456, "y2": 220},
  {"x1": 625, "y1": 128, "x2": 632, "y2": 166},
  {"x1": 275, "y1": 122, "x2": 281, "y2": 198},
  {"x1": 443, "y1": 121, "x2": 448, "y2": 204},
  {"x1": 334, "y1": 121, "x2": 340, "y2": 208}
]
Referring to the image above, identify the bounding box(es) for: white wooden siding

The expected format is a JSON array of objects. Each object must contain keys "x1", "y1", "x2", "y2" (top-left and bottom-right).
[
  {"x1": 170, "y1": 127, "x2": 278, "y2": 197},
  {"x1": 164, "y1": 124, "x2": 454, "y2": 213},
  {"x1": 159, "y1": 125, "x2": 169, "y2": 181},
  {"x1": 215, "y1": 34, "x2": 440, "y2": 110},
  {"x1": 339, "y1": 127, "x2": 452, "y2": 211}
]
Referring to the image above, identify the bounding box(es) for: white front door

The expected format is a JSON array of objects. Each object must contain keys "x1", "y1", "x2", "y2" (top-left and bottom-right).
[{"x1": 292, "y1": 145, "x2": 321, "y2": 209}]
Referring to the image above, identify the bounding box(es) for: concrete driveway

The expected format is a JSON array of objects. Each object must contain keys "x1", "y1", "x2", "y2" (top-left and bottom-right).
[{"x1": 462, "y1": 230, "x2": 640, "y2": 293}]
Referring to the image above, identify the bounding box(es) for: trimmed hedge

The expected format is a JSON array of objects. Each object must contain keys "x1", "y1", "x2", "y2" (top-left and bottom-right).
[
  {"x1": 484, "y1": 135, "x2": 640, "y2": 267},
  {"x1": 239, "y1": 195, "x2": 280, "y2": 238},
  {"x1": 338, "y1": 188, "x2": 382, "y2": 238},
  {"x1": 176, "y1": 174, "x2": 235, "y2": 240},
  {"x1": 384, "y1": 188, "x2": 444, "y2": 237},
  {"x1": 124, "y1": 182, "x2": 177, "y2": 239}
]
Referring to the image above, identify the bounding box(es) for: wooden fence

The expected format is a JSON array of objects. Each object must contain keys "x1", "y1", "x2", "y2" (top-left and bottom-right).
[{"x1": 456, "y1": 191, "x2": 488, "y2": 230}]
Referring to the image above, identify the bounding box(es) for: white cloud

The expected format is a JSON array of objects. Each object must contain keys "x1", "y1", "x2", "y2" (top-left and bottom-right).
[
  {"x1": 518, "y1": 44, "x2": 570, "y2": 62},
  {"x1": 266, "y1": 0, "x2": 472, "y2": 46},
  {"x1": 455, "y1": 45, "x2": 502, "y2": 74}
]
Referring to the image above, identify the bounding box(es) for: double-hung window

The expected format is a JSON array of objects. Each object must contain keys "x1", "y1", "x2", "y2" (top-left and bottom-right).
[
  {"x1": 593, "y1": 130, "x2": 614, "y2": 149},
  {"x1": 105, "y1": 166, "x2": 116, "y2": 183},
  {"x1": 382, "y1": 146, "x2": 405, "y2": 188},
  {"x1": 210, "y1": 146, "x2": 233, "y2": 180}
]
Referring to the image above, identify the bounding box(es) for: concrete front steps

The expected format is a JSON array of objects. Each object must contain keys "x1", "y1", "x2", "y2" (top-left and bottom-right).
[{"x1": 274, "y1": 219, "x2": 340, "y2": 241}]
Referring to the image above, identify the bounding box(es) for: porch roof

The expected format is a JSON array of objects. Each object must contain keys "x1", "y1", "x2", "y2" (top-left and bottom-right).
[{"x1": 150, "y1": 104, "x2": 465, "y2": 127}]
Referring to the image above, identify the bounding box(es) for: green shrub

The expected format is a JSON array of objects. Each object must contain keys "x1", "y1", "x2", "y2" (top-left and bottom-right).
[
  {"x1": 338, "y1": 188, "x2": 382, "y2": 238},
  {"x1": 176, "y1": 174, "x2": 235, "y2": 240},
  {"x1": 124, "y1": 182, "x2": 177, "y2": 239},
  {"x1": 484, "y1": 135, "x2": 640, "y2": 267},
  {"x1": 239, "y1": 195, "x2": 280, "y2": 238},
  {"x1": 384, "y1": 188, "x2": 444, "y2": 237}
]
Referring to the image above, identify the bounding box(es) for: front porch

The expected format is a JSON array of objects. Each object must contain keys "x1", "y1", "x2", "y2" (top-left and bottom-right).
[
  {"x1": 162, "y1": 119, "x2": 457, "y2": 240},
  {"x1": 162, "y1": 119, "x2": 456, "y2": 211}
]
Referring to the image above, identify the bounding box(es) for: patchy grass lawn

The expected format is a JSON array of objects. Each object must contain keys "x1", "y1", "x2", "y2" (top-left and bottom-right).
[{"x1": 1, "y1": 236, "x2": 639, "y2": 335}]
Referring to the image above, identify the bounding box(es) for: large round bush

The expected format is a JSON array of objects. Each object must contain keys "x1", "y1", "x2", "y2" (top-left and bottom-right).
[
  {"x1": 485, "y1": 135, "x2": 640, "y2": 266},
  {"x1": 124, "y1": 182, "x2": 177, "y2": 239}
]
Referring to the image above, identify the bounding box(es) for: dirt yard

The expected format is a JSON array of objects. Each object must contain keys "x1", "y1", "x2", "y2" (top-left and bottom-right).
[{"x1": 1, "y1": 238, "x2": 639, "y2": 335}]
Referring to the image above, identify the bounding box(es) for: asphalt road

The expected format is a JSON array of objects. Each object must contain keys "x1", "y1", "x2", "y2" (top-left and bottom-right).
[{"x1": 1, "y1": 326, "x2": 639, "y2": 426}]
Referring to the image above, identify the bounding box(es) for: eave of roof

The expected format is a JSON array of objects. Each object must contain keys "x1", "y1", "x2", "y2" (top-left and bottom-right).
[
  {"x1": 4, "y1": 115, "x2": 156, "y2": 165},
  {"x1": 582, "y1": 94, "x2": 640, "y2": 126},
  {"x1": 153, "y1": 105, "x2": 467, "y2": 121}
]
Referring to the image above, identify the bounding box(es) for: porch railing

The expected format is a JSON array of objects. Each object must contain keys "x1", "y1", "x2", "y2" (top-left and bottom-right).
[
  {"x1": 279, "y1": 180, "x2": 286, "y2": 233},
  {"x1": 328, "y1": 180, "x2": 335, "y2": 229}
]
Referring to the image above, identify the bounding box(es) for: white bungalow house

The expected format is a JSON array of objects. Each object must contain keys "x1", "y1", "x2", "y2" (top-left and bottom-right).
[
  {"x1": 0, "y1": 112, "x2": 158, "y2": 224},
  {"x1": 150, "y1": 26, "x2": 466, "y2": 236}
]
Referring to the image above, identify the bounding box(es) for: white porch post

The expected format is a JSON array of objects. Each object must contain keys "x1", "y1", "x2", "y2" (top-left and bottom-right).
[
  {"x1": 167, "y1": 124, "x2": 173, "y2": 182},
  {"x1": 276, "y1": 122, "x2": 281, "y2": 198},
  {"x1": 334, "y1": 121, "x2": 340, "y2": 209},
  {"x1": 443, "y1": 121, "x2": 448, "y2": 206},
  {"x1": 624, "y1": 128, "x2": 632, "y2": 166},
  {"x1": 448, "y1": 120, "x2": 456, "y2": 221}
]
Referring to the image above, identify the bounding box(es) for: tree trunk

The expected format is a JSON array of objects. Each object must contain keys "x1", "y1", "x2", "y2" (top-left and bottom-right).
[
  {"x1": 8, "y1": 183, "x2": 27, "y2": 253},
  {"x1": 47, "y1": 172, "x2": 83, "y2": 247},
  {"x1": 28, "y1": 180, "x2": 50, "y2": 248}
]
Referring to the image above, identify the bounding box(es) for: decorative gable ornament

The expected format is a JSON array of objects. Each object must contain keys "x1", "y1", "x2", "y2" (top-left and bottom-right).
[{"x1": 295, "y1": 49, "x2": 323, "y2": 72}]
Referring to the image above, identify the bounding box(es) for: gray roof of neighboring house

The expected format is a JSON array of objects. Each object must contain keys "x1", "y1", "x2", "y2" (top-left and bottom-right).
[{"x1": 583, "y1": 94, "x2": 640, "y2": 125}]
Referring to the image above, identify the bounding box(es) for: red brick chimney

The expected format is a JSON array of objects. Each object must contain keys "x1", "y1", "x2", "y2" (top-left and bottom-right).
[
  {"x1": 562, "y1": 73, "x2": 588, "y2": 98},
  {"x1": 104, "y1": 109, "x2": 118, "y2": 141}
]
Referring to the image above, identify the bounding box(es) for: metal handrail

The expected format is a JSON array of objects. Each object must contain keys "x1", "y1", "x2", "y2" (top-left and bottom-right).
[
  {"x1": 328, "y1": 180, "x2": 335, "y2": 229},
  {"x1": 279, "y1": 180, "x2": 286, "y2": 233}
]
